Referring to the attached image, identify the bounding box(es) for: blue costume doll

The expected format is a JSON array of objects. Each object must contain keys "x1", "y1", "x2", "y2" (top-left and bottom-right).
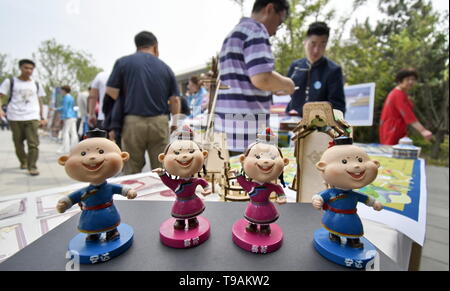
[
  {"x1": 56, "y1": 129, "x2": 137, "y2": 242},
  {"x1": 312, "y1": 137, "x2": 383, "y2": 248}
]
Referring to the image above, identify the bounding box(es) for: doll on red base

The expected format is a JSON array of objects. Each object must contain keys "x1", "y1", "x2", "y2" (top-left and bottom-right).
[
  {"x1": 312, "y1": 136, "x2": 383, "y2": 269},
  {"x1": 230, "y1": 128, "x2": 289, "y2": 254},
  {"x1": 153, "y1": 125, "x2": 211, "y2": 248},
  {"x1": 55, "y1": 129, "x2": 137, "y2": 264}
]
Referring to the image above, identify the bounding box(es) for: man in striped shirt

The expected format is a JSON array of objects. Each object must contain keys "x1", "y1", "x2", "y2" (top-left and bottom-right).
[{"x1": 216, "y1": 0, "x2": 295, "y2": 155}]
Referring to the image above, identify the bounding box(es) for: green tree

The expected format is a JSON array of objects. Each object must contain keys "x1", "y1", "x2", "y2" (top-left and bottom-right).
[
  {"x1": 273, "y1": 0, "x2": 337, "y2": 75},
  {"x1": 32, "y1": 39, "x2": 102, "y2": 103},
  {"x1": 0, "y1": 54, "x2": 19, "y2": 105},
  {"x1": 0, "y1": 54, "x2": 8, "y2": 105},
  {"x1": 334, "y1": 0, "x2": 449, "y2": 159},
  {"x1": 229, "y1": 0, "x2": 246, "y2": 17}
]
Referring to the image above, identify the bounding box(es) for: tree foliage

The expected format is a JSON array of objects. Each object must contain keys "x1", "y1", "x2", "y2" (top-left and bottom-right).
[
  {"x1": 273, "y1": 0, "x2": 449, "y2": 159},
  {"x1": 0, "y1": 54, "x2": 19, "y2": 104},
  {"x1": 333, "y1": 0, "x2": 449, "y2": 158},
  {"x1": 229, "y1": 0, "x2": 246, "y2": 17},
  {"x1": 273, "y1": 0, "x2": 336, "y2": 75},
  {"x1": 32, "y1": 39, "x2": 102, "y2": 102}
]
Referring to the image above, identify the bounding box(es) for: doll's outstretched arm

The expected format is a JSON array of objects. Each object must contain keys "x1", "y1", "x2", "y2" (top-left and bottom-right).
[
  {"x1": 236, "y1": 175, "x2": 255, "y2": 193},
  {"x1": 356, "y1": 192, "x2": 383, "y2": 211},
  {"x1": 111, "y1": 184, "x2": 137, "y2": 199},
  {"x1": 365, "y1": 196, "x2": 383, "y2": 211},
  {"x1": 197, "y1": 178, "x2": 212, "y2": 196},
  {"x1": 122, "y1": 186, "x2": 137, "y2": 199},
  {"x1": 56, "y1": 196, "x2": 72, "y2": 213},
  {"x1": 56, "y1": 189, "x2": 83, "y2": 213},
  {"x1": 274, "y1": 185, "x2": 287, "y2": 204},
  {"x1": 311, "y1": 195, "x2": 324, "y2": 210},
  {"x1": 153, "y1": 168, "x2": 180, "y2": 191}
]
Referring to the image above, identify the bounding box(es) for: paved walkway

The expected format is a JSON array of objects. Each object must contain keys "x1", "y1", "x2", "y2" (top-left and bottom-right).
[
  {"x1": 0, "y1": 129, "x2": 74, "y2": 196},
  {"x1": 0, "y1": 128, "x2": 448, "y2": 270}
]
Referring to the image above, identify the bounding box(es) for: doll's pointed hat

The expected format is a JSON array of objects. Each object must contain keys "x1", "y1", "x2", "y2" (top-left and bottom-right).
[
  {"x1": 256, "y1": 128, "x2": 278, "y2": 146},
  {"x1": 170, "y1": 124, "x2": 195, "y2": 142},
  {"x1": 86, "y1": 128, "x2": 107, "y2": 139}
]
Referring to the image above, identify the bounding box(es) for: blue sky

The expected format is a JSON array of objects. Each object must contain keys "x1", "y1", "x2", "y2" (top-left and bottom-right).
[{"x1": 0, "y1": 0, "x2": 448, "y2": 78}]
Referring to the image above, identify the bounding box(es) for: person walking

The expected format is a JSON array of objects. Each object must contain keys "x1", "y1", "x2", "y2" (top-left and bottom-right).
[
  {"x1": 0, "y1": 59, "x2": 47, "y2": 176},
  {"x1": 186, "y1": 76, "x2": 208, "y2": 118},
  {"x1": 106, "y1": 31, "x2": 181, "y2": 174},
  {"x1": 379, "y1": 68, "x2": 433, "y2": 145},
  {"x1": 56, "y1": 85, "x2": 78, "y2": 153},
  {"x1": 76, "y1": 88, "x2": 89, "y2": 139},
  {"x1": 88, "y1": 71, "x2": 110, "y2": 130}
]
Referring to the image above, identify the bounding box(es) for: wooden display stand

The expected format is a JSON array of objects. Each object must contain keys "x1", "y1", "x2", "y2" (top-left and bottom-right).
[
  {"x1": 221, "y1": 163, "x2": 250, "y2": 202},
  {"x1": 291, "y1": 102, "x2": 352, "y2": 202},
  {"x1": 198, "y1": 56, "x2": 230, "y2": 194}
]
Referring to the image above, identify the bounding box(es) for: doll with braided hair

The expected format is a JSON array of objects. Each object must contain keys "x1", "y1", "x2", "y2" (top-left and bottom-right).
[
  {"x1": 153, "y1": 125, "x2": 211, "y2": 231},
  {"x1": 230, "y1": 128, "x2": 289, "y2": 236}
]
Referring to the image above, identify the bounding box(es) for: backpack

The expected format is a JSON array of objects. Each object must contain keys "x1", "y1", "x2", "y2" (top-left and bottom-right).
[{"x1": 7, "y1": 77, "x2": 40, "y2": 105}]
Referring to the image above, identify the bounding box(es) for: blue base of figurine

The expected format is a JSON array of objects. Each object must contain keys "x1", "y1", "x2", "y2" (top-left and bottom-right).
[
  {"x1": 68, "y1": 223, "x2": 134, "y2": 264},
  {"x1": 313, "y1": 228, "x2": 378, "y2": 270}
]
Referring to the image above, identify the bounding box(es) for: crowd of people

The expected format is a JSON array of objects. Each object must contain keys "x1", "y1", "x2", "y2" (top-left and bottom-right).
[{"x1": 0, "y1": 0, "x2": 435, "y2": 177}]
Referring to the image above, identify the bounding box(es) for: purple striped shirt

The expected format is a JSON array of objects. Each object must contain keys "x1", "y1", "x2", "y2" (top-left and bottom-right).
[{"x1": 216, "y1": 17, "x2": 274, "y2": 152}]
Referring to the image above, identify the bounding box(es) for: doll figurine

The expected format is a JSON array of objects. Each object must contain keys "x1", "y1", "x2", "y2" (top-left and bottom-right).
[
  {"x1": 231, "y1": 128, "x2": 289, "y2": 254},
  {"x1": 312, "y1": 136, "x2": 383, "y2": 269},
  {"x1": 153, "y1": 125, "x2": 211, "y2": 248},
  {"x1": 56, "y1": 129, "x2": 137, "y2": 264}
]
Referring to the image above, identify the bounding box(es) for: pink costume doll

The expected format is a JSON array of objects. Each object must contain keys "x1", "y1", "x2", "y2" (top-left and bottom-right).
[
  {"x1": 153, "y1": 126, "x2": 211, "y2": 230},
  {"x1": 232, "y1": 128, "x2": 289, "y2": 235}
]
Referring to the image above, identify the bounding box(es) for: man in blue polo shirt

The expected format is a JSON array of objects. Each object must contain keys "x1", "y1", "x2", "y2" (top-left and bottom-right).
[
  {"x1": 106, "y1": 31, "x2": 181, "y2": 174},
  {"x1": 286, "y1": 22, "x2": 346, "y2": 117}
]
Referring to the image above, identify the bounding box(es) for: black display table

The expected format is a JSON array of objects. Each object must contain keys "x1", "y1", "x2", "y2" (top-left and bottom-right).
[{"x1": 0, "y1": 201, "x2": 401, "y2": 271}]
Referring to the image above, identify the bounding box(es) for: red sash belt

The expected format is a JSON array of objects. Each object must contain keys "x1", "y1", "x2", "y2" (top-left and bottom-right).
[
  {"x1": 323, "y1": 203, "x2": 357, "y2": 214},
  {"x1": 81, "y1": 201, "x2": 113, "y2": 211}
]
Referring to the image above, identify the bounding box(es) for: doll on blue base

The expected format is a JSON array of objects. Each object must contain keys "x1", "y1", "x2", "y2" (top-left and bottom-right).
[
  {"x1": 56, "y1": 129, "x2": 137, "y2": 242},
  {"x1": 312, "y1": 137, "x2": 383, "y2": 249}
]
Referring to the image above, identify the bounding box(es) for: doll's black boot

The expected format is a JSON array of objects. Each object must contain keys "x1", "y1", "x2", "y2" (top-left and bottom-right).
[
  {"x1": 85, "y1": 233, "x2": 100, "y2": 242},
  {"x1": 260, "y1": 225, "x2": 271, "y2": 235},
  {"x1": 188, "y1": 218, "x2": 199, "y2": 229},
  {"x1": 106, "y1": 228, "x2": 120, "y2": 241},
  {"x1": 346, "y1": 238, "x2": 364, "y2": 249},
  {"x1": 174, "y1": 219, "x2": 186, "y2": 230},
  {"x1": 246, "y1": 223, "x2": 258, "y2": 233},
  {"x1": 329, "y1": 233, "x2": 342, "y2": 244}
]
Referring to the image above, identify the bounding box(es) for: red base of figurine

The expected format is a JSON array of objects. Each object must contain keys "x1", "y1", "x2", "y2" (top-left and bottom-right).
[
  {"x1": 232, "y1": 219, "x2": 283, "y2": 254},
  {"x1": 159, "y1": 216, "x2": 210, "y2": 248}
]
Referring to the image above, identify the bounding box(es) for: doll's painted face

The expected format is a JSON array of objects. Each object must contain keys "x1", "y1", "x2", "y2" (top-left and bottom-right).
[
  {"x1": 159, "y1": 140, "x2": 208, "y2": 179},
  {"x1": 316, "y1": 145, "x2": 380, "y2": 190},
  {"x1": 58, "y1": 138, "x2": 129, "y2": 184},
  {"x1": 240, "y1": 143, "x2": 289, "y2": 183}
]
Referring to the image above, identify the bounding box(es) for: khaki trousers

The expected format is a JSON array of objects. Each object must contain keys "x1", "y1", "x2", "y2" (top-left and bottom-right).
[
  {"x1": 9, "y1": 120, "x2": 40, "y2": 170},
  {"x1": 121, "y1": 115, "x2": 169, "y2": 174}
]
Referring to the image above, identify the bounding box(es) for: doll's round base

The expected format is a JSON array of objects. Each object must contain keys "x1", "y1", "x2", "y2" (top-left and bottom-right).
[
  {"x1": 160, "y1": 216, "x2": 210, "y2": 249},
  {"x1": 313, "y1": 228, "x2": 378, "y2": 269},
  {"x1": 232, "y1": 219, "x2": 283, "y2": 254},
  {"x1": 68, "y1": 223, "x2": 133, "y2": 265}
]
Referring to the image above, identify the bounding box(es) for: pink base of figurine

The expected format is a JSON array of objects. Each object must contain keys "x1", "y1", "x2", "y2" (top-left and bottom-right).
[
  {"x1": 232, "y1": 219, "x2": 283, "y2": 254},
  {"x1": 159, "y1": 216, "x2": 210, "y2": 248}
]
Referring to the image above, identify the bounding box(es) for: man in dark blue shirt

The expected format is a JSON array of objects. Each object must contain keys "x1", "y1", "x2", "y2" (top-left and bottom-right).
[
  {"x1": 286, "y1": 22, "x2": 346, "y2": 117},
  {"x1": 106, "y1": 31, "x2": 181, "y2": 174}
]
